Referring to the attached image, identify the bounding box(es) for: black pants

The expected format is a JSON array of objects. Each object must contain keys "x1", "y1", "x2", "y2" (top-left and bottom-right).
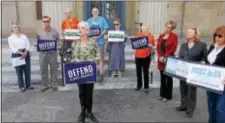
[
  {"x1": 135, "y1": 55, "x2": 151, "y2": 89},
  {"x1": 78, "y1": 83, "x2": 94, "y2": 113},
  {"x1": 180, "y1": 80, "x2": 197, "y2": 114},
  {"x1": 15, "y1": 53, "x2": 31, "y2": 89},
  {"x1": 160, "y1": 71, "x2": 173, "y2": 99}
]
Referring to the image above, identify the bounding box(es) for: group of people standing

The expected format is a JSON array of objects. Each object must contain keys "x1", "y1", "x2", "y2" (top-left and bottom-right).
[{"x1": 7, "y1": 6, "x2": 225, "y2": 123}]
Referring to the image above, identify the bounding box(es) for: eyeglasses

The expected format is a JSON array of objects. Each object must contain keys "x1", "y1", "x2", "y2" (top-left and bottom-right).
[
  {"x1": 214, "y1": 34, "x2": 223, "y2": 38},
  {"x1": 13, "y1": 26, "x2": 19, "y2": 29},
  {"x1": 43, "y1": 20, "x2": 50, "y2": 23}
]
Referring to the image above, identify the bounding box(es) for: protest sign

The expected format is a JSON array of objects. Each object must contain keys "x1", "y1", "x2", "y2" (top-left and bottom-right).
[
  {"x1": 37, "y1": 39, "x2": 57, "y2": 52},
  {"x1": 186, "y1": 64, "x2": 225, "y2": 94},
  {"x1": 64, "y1": 29, "x2": 80, "y2": 40},
  {"x1": 108, "y1": 31, "x2": 125, "y2": 42},
  {"x1": 89, "y1": 27, "x2": 101, "y2": 37},
  {"x1": 64, "y1": 61, "x2": 97, "y2": 84},
  {"x1": 164, "y1": 57, "x2": 190, "y2": 81},
  {"x1": 130, "y1": 36, "x2": 149, "y2": 49}
]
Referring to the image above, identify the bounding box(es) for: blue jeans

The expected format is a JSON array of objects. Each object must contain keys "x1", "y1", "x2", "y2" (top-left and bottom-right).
[{"x1": 207, "y1": 91, "x2": 225, "y2": 123}]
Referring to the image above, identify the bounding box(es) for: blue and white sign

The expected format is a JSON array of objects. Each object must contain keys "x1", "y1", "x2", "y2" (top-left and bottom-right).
[
  {"x1": 187, "y1": 64, "x2": 225, "y2": 94},
  {"x1": 37, "y1": 39, "x2": 57, "y2": 52},
  {"x1": 89, "y1": 27, "x2": 101, "y2": 37},
  {"x1": 64, "y1": 61, "x2": 97, "y2": 84},
  {"x1": 165, "y1": 57, "x2": 190, "y2": 80},
  {"x1": 130, "y1": 36, "x2": 149, "y2": 49}
]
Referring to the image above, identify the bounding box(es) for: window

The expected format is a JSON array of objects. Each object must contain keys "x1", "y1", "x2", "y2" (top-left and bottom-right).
[{"x1": 36, "y1": 1, "x2": 42, "y2": 20}]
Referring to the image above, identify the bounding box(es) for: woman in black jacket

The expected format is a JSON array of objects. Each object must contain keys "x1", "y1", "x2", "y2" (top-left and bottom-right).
[
  {"x1": 206, "y1": 26, "x2": 225, "y2": 123},
  {"x1": 176, "y1": 27, "x2": 207, "y2": 118}
]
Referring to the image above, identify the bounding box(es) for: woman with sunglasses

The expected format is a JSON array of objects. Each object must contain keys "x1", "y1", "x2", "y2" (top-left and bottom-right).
[
  {"x1": 176, "y1": 27, "x2": 207, "y2": 118},
  {"x1": 157, "y1": 20, "x2": 178, "y2": 101},
  {"x1": 108, "y1": 18, "x2": 127, "y2": 78},
  {"x1": 8, "y1": 22, "x2": 34, "y2": 92},
  {"x1": 206, "y1": 26, "x2": 225, "y2": 123}
]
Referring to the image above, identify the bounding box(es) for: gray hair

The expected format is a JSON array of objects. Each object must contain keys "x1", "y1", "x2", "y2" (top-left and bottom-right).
[{"x1": 78, "y1": 21, "x2": 90, "y2": 30}]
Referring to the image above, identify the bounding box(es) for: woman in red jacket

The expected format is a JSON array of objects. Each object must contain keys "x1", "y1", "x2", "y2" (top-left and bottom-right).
[{"x1": 157, "y1": 20, "x2": 178, "y2": 102}]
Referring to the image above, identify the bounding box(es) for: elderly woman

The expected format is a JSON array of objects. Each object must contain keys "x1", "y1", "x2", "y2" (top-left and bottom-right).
[
  {"x1": 177, "y1": 27, "x2": 207, "y2": 118},
  {"x1": 206, "y1": 26, "x2": 225, "y2": 123},
  {"x1": 108, "y1": 18, "x2": 127, "y2": 78},
  {"x1": 71, "y1": 21, "x2": 100, "y2": 123},
  {"x1": 157, "y1": 20, "x2": 178, "y2": 102},
  {"x1": 135, "y1": 24, "x2": 155, "y2": 93},
  {"x1": 8, "y1": 22, "x2": 33, "y2": 92}
]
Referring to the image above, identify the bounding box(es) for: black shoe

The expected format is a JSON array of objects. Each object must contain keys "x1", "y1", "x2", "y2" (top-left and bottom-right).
[
  {"x1": 176, "y1": 106, "x2": 187, "y2": 112},
  {"x1": 20, "y1": 88, "x2": 26, "y2": 92},
  {"x1": 78, "y1": 112, "x2": 85, "y2": 123},
  {"x1": 86, "y1": 112, "x2": 99, "y2": 123},
  {"x1": 27, "y1": 86, "x2": 34, "y2": 90},
  {"x1": 186, "y1": 112, "x2": 193, "y2": 118},
  {"x1": 135, "y1": 87, "x2": 141, "y2": 91}
]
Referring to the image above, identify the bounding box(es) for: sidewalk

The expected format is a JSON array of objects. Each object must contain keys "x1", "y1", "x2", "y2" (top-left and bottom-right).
[{"x1": 2, "y1": 88, "x2": 208, "y2": 122}]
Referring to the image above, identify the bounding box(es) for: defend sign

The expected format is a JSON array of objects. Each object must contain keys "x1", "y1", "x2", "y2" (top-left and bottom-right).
[
  {"x1": 64, "y1": 61, "x2": 97, "y2": 84},
  {"x1": 130, "y1": 36, "x2": 149, "y2": 49},
  {"x1": 37, "y1": 39, "x2": 57, "y2": 52},
  {"x1": 108, "y1": 31, "x2": 125, "y2": 42},
  {"x1": 64, "y1": 29, "x2": 80, "y2": 40},
  {"x1": 186, "y1": 64, "x2": 225, "y2": 94}
]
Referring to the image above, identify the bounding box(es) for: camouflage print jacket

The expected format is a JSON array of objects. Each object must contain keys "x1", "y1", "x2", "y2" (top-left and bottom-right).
[{"x1": 71, "y1": 38, "x2": 100, "y2": 61}]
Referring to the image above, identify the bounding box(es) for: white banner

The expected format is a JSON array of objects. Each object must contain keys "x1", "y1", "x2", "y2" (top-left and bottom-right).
[
  {"x1": 64, "y1": 29, "x2": 80, "y2": 40},
  {"x1": 165, "y1": 57, "x2": 190, "y2": 79},
  {"x1": 187, "y1": 64, "x2": 225, "y2": 92},
  {"x1": 108, "y1": 31, "x2": 125, "y2": 42}
]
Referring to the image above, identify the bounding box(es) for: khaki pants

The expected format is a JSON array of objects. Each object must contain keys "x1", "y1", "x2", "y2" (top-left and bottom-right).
[{"x1": 39, "y1": 52, "x2": 58, "y2": 87}]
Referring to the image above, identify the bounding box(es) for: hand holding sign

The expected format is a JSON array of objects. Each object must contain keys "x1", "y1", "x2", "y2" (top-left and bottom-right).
[
  {"x1": 64, "y1": 29, "x2": 80, "y2": 40},
  {"x1": 131, "y1": 36, "x2": 149, "y2": 49},
  {"x1": 37, "y1": 39, "x2": 57, "y2": 52}
]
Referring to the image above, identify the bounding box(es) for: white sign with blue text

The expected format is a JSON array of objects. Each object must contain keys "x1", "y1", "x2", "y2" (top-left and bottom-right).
[{"x1": 186, "y1": 64, "x2": 225, "y2": 93}]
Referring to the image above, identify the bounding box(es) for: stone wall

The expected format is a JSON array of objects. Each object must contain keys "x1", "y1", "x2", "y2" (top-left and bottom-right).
[{"x1": 167, "y1": 1, "x2": 225, "y2": 38}]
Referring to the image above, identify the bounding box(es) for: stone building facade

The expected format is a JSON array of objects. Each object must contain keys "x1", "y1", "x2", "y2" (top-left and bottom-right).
[{"x1": 1, "y1": 1, "x2": 225, "y2": 39}]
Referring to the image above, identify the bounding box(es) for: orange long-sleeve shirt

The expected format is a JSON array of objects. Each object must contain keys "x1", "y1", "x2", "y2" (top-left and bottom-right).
[
  {"x1": 135, "y1": 32, "x2": 155, "y2": 58},
  {"x1": 61, "y1": 18, "x2": 79, "y2": 42}
]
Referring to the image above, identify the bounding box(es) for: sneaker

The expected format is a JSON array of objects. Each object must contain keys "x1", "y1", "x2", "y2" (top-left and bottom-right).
[
  {"x1": 111, "y1": 71, "x2": 116, "y2": 78},
  {"x1": 162, "y1": 98, "x2": 168, "y2": 102},
  {"x1": 20, "y1": 87, "x2": 26, "y2": 92},
  {"x1": 78, "y1": 112, "x2": 85, "y2": 123},
  {"x1": 118, "y1": 71, "x2": 122, "y2": 78},
  {"x1": 135, "y1": 87, "x2": 141, "y2": 91},
  {"x1": 158, "y1": 97, "x2": 163, "y2": 101},
  {"x1": 86, "y1": 112, "x2": 99, "y2": 123},
  {"x1": 26, "y1": 86, "x2": 34, "y2": 90}
]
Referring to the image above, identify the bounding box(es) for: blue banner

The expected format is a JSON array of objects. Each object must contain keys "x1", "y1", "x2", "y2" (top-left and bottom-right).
[
  {"x1": 37, "y1": 39, "x2": 57, "y2": 52},
  {"x1": 130, "y1": 36, "x2": 149, "y2": 49},
  {"x1": 64, "y1": 61, "x2": 97, "y2": 84},
  {"x1": 89, "y1": 27, "x2": 101, "y2": 37}
]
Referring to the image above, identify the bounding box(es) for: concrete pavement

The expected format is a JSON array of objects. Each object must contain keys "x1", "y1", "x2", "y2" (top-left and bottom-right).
[{"x1": 2, "y1": 88, "x2": 208, "y2": 122}]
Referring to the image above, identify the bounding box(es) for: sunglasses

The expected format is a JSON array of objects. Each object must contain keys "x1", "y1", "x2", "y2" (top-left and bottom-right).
[
  {"x1": 43, "y1": 20, "x2": 50, "y2": 23},
  {"x1": 114, "y1": 23, "x2": 120, "y2": 26},
  {"x1": 214, "y1": 34, "x2": 223, "y2": 38}
]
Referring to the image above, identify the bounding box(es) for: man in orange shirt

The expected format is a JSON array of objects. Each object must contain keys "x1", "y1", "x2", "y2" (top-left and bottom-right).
[
  {"x1": 61, "y1": 8, "x2": 80, "y2": 49},
  {"x1": 135, "y1": 24, "x2": 155, "y2": 93}
]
